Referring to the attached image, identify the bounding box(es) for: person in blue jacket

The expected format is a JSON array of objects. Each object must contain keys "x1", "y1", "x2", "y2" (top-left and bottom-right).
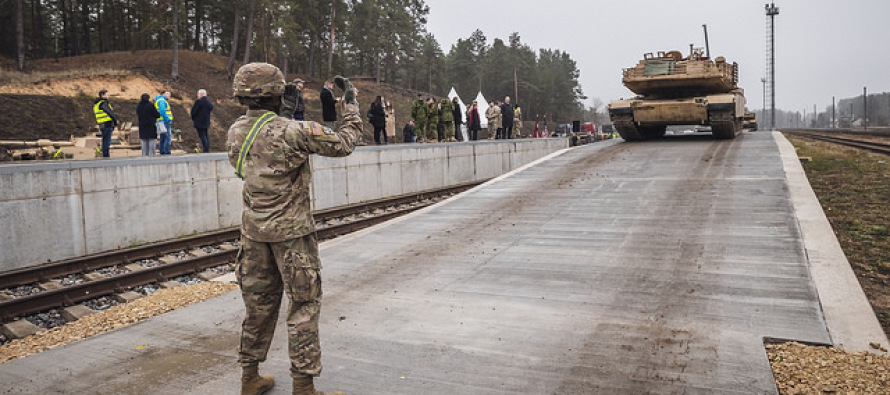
[{"x1": 155, "y1": 91, "x2": 174, "y2": 155}]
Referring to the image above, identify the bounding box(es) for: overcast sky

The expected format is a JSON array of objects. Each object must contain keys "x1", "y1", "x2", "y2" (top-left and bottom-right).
[{"x1": 426, "y1": 0, "x2": 890, "y2": 115}]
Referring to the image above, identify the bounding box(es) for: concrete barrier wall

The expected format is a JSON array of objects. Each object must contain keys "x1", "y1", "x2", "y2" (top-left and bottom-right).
[{"x1": 0, "y1": 139, "x2": 567, "y2": 271}]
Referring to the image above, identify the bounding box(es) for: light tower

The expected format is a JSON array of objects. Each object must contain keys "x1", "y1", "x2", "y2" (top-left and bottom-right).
[{"x1": 765, "y1": 2, "x2": 779, "y2": 130}]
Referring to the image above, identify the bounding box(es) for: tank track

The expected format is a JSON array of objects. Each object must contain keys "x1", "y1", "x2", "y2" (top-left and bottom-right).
[
  {"x1": 611, "y1": 114, "x2": 644, "y2": 141},
  {"x1": 710, "y1": 111, "x2": 740, "y2": 139}
]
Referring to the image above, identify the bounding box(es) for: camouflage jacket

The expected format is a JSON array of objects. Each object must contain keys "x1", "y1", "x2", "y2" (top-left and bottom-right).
[
  {"x1": 426, "y1": 102, "x2": 440, "y2": 126},
  {"x1": 439, "y1": 99, "x2": 454, "y2": 123},
  {"x1": 411, "y1": 99, "x2": 427, "y2": 124},
  {"x1": 227, "y1": 105, "x2": 362, "y2": 242},
  {"x1": 486, "y1": 105, "x2": 501, "y2": 129}
]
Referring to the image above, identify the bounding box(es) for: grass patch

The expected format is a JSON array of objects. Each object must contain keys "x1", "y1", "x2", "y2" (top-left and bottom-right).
[{"x1": 787, "y1": 135, "x2": 890, "y2": 337}]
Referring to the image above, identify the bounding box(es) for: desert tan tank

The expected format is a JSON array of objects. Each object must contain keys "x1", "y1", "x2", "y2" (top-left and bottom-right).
[{"x1": 608, "y1": 47, "x2": 746, "y2": 141}]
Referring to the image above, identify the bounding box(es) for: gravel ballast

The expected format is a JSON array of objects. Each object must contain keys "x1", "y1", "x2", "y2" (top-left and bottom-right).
[
  {"x1": 767, "y1": 341, "x2": 890, "y2": 394},
  {"x1": 0, "y1": 282, "x2": 237, "y2": 364}
]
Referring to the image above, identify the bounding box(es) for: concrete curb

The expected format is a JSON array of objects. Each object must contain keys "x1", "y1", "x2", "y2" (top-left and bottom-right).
[{"x1": 774, "y1": 131, "x2": 889, "y2": 354}]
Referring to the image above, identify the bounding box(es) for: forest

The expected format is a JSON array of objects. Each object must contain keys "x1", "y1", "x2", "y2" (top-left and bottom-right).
[{"x1": 0, "y1": 0, "x2": 587, "y2": 123}]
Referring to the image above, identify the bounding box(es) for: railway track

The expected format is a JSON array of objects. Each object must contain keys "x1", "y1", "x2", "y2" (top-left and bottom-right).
[
  {"x1": 0, "y1": 182, "x2": 484, "y2": 324},
  {"x1": 784, "y1": 130, "x2": 890, "y2": 156}
]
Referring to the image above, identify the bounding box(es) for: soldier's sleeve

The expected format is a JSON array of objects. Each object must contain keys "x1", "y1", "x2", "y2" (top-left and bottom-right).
[{"x1": 289, "y1": 103, "x2": 362, "y2": 158}]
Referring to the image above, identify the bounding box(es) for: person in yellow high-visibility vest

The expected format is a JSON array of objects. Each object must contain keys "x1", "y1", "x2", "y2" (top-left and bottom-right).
[
  {"x1": 93, "y1": 90, "x2": 119, "y2": 158},
  {"x1": 155, "y1": 91, "x2": 174, "y2": 155}
]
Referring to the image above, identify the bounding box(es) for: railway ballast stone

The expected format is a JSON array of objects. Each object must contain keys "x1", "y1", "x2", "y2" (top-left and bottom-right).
[
  {"x1": 60, "y1": 305, "x2": 96, "y2": 322},
  {"x1": 1, "y1": 320, "x2": 43, "y2": 339}
]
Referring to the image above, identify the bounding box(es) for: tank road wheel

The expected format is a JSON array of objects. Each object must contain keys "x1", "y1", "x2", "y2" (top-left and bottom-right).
[
  {"x1": 611, "y1": 113, "x2": 644, "y2": 141},
  {"x1": 710, "y1": 111, "x2": 740, "y2": 139},
  {"x1": 639, "y1": 126, "x2": 666, "y2": 140}
]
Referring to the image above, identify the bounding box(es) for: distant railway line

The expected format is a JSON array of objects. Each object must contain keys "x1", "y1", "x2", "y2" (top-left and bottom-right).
[
  {"x1": 0, "y1": 182, "x2": 483, "y2": 324},
  {"x1": 783, "y1": 129, "x2": 890, "y2": 156}
]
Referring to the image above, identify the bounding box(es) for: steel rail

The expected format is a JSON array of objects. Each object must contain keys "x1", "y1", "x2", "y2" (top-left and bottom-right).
[
  {"x1": 785, "y1": 131, "x2": 890, "y2": 156},
  {"x1": 0, "y1": 181, "x2": 485, "y2": 321}
]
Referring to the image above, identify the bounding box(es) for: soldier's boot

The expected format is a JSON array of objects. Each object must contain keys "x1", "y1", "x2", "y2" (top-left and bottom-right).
[
  {"x1": 241, "y1": 365, "x2": 275, "y2": 395},
  {"x1": 333, "y1": 75, "x2": 358, "y2": 105},
  {"x1": 293, "y1": 376, "x2": 344, "y2": 395}
]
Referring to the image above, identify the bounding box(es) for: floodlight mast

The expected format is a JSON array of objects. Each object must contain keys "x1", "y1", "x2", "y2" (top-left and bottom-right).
[{"x1": 765, "y1": 2, "x2": 779, "y2": 130}]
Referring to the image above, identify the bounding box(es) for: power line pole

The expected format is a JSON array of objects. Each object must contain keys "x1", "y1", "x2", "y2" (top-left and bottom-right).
[
  {"x1": 765, "y1": 2, "x2": 779, "y2": 130},
  {"x1": 831, "y1": 96, "x2": 837, "y2": 129},
  {"x1": 864, "y1": 86, "x2": 868, "y2": 130}
]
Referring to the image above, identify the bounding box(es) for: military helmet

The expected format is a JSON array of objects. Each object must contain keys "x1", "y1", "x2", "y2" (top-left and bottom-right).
[{"x1": 233, "y1": 62, "x2": 285, "y2": 98}]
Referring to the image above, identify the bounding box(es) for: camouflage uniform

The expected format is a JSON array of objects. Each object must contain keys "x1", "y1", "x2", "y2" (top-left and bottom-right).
[
  {"x1": 485, "y1": 105, "x2": 501, "y2": 139},
  {"x1": 411, "y1": 98, "x2": 427, "y2": 142},
  {"x1": 426, "y1": 101, "x2": 440, "y2": 142},
  {"x1": 439, "y1": 98, "x2": 455, "y2": 141},
  {"x1": 227, "y1": 65, "x2": 362, "y2": 380},
  {"x1": 514, "y1": 107, "x2": 523, "y2": 138}
]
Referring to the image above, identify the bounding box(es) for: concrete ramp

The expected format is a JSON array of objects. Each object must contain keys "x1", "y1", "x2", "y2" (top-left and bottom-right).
[{"x1": 1, "y1": 132, "x2": 863, "y2": 394}]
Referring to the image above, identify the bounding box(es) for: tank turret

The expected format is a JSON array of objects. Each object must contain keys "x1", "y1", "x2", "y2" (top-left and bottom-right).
[{"x1": 622, "y1": 48, "x2": 738, "y2": 98}]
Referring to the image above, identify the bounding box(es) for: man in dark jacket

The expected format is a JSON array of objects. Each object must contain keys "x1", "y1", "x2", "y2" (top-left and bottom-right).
[
  {"x1": 320, "y1": 80, "x2": 338, "y2": 128},
  {"x1": 93, "y1": 89, "x2": 119, "y2": 158},
  {"x1": 291, "y1": 78, "x2": 306, "y2": 120},
  {"x1": 451, "y1": 97, "x2": 463, "y2": 141},
  {"x1": 500, "y1": 96, "x2": 514, "y2": 139},
  {"x1": 137, "y1": 93, "x2": 161, "y2": 156},
  {"x1": 190, "y1": 89, "x2": 214, "y2": 153}
]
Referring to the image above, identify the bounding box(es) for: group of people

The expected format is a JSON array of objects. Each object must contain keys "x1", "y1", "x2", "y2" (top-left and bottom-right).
[
  {"x1": 406, "y1": 95, "x2": 464, "y2": 143},
  {"x1": 484, "y1": 96, "x2": 523, "y2": 140},
  {"x1": 403, "y1": 94, "x2": 523, "y2": 143},
  {"x1": 94, "y1": 89, "x2": 213, "y2": 157}
]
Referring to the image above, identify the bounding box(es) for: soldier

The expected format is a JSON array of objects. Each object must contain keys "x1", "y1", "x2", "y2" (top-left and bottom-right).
[
  {"x1": 485, "y1": 100, "x2": 501, "y2": 140},
  {"x1": 410, "y1": 94, "x2": 427, "y2": 143},
  {"x1": 514, "y1": 105, "x2": 523, "y2": 138},
  {"x1": 439, "y1": 98, "x2": 455, "y2": 142},
  {"x1": 227, "y1": 62, "x2": 361, "y2": 395},
  {"x1": 425, "y1": 97, "x2": 440, "y2": 142}
]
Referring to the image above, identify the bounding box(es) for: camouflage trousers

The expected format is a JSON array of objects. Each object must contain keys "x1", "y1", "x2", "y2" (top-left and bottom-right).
[
  {"x1": 414, "y1": 121, "x2": 426, "y2": 141},
  {"x1": 236, "y1": 234, "x2": 323, "y2": 378},
  {"x1": 441, "y1": 122, "x2": 455, "y2": 140},
  {"x1": 426, "y1": 123, "x2": 439, "y2": 141}
]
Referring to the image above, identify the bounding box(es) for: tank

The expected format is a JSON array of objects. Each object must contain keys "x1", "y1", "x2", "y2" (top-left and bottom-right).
[{"x1": 608, "y1": 47, "x2": 746, "y2": 141}]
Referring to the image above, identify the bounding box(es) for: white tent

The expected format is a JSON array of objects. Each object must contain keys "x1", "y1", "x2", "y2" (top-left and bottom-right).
[
  {"x1": 447, "y1": 87, "x2": 469, "y2": 141},
  {"x1": 473, "y1": 91, "x2": 489, "y2": 129}
]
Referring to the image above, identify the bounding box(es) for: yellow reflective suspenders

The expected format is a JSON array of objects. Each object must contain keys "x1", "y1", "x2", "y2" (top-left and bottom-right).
[{"x1": 235, "y1": 111, "x2": 277, "y2": 180}]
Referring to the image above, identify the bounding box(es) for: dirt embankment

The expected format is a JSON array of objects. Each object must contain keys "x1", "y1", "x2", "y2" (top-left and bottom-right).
[{"x1": 0, "y1": 50, "x2": 433, "y2": 151}]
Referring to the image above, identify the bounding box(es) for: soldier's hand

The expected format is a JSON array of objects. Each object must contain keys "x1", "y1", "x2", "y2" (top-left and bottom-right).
[
  {"x1": 334, "y1": 75, "x2": 358, "y2": 105},
  {"x1": 280, "y1": 82, "x2": 299, "y2": 117}
]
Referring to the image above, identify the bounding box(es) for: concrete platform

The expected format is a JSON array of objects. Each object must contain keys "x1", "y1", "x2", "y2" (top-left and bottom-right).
[{"x1": 0, "y1": 132, "x2": 886, "y2": 394}]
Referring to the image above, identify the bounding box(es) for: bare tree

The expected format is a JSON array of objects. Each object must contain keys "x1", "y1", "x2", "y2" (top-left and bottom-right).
[
  {"x1": 242, "y1": 0, "x2": 257, "y2": 65},
  {"x1": 171, "y1": 0, "x2": 180, "y2": 80},
  {"x1": 15, "y1": 0, "x2": 24, "y2": 70},
  {"x1": 327, "y1": 0, "x2": 336, "y2": 76},
  {"x1": 226, "y1": 6, "x2": 243, "y2": 78}
]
